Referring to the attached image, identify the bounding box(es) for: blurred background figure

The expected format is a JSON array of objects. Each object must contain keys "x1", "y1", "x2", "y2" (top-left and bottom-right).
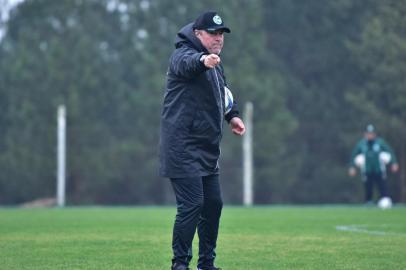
[{"x1": 349, "y1": 124, "x2": 399, "y2": 205}]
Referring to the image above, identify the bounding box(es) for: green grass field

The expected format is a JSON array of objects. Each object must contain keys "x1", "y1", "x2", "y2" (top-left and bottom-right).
[{"x1": 1, "y1": 206, "x2": 406, "y2": 270}]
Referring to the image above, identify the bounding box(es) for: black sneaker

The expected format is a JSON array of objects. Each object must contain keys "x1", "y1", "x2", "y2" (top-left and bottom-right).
[
  {"x1": 197, "y1": 267, "x2": 221, "y2": 270},
  {"x1": 171, "y1": 262, "x2": 190, "y2": 270}
]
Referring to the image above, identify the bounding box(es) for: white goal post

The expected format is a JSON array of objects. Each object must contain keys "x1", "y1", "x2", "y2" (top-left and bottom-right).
[
  {"x1": 57, "y1": 105, "x2": 66, "y2": 207},
  {"x1": 243, "y1": 102, "x2": 253, "y2": 206}
]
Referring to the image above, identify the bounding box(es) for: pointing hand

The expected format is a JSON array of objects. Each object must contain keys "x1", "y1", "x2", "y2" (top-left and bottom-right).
[{"x1": 203, "y1": 54, "x2": 221, "y2": 68}]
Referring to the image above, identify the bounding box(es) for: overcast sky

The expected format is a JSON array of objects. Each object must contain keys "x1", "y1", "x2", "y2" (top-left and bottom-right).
[
  {"x1": 0, "y1": 0, "x2": 25, "y2": 40},
  {"x1": 1, "y1": 0, "x2": 25, "y2": 21}
]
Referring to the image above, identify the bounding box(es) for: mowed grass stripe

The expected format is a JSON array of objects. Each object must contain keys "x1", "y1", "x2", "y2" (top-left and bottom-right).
[{"x1": 0, "y1": 206, "x2": 405, "y2": 270}]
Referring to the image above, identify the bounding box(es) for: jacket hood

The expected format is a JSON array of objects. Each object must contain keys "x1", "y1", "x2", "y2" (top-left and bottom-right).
[{"x1": 175, "y1": 23, "x2": 206, "y2": 52}]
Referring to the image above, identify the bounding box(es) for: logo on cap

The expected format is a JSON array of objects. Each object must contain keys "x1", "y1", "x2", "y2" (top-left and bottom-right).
[{"x1": 213, "y1": 15, "x2": 222, "y2": 25}]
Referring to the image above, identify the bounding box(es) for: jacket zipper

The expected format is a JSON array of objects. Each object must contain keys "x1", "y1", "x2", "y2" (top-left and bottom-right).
[{"x1": 213, "y1": 68, "x2": 223, "y2": 169}]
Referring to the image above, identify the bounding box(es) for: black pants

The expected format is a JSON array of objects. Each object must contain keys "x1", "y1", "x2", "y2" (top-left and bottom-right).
[
  {"x1": 170, "y1": 174, "x2": 223, "y2": 268},
  {"x1": 364, "y1": 172, "x2": 388, "y2": 202}
]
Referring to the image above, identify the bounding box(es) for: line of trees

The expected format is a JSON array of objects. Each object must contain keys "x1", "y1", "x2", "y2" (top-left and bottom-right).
[{"x1": 0, "y1": 0, "x2": 405, "y2": 205}]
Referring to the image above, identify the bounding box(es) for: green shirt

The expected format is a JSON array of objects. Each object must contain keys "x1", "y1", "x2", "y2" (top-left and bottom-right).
[{"x1": 350, "y1": 137, "x2": 397, "y2": 174}]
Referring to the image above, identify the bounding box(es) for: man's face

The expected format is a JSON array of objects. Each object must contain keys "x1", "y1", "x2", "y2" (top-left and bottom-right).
[
  {"x1": 195, "y1": 30, "x2": 224, "y2": 54},
  {"x1": 365, "y1": 132, "x2": 376, "y2": 141}
]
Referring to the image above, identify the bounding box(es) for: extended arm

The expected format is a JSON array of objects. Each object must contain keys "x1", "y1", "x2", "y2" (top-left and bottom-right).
[{"x1": 169, "y1": 48, "x2": 208, "y2": 79}]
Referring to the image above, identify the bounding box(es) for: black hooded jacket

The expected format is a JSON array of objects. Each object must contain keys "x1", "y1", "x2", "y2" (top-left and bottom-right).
[{"x1": 159, "y1": 23, "x2": 239, "y2": 178}]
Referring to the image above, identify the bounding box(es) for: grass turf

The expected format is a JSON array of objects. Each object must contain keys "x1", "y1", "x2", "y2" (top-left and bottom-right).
[{"x1": 0, "y1": 206, "x2": 405, "y2": 269}]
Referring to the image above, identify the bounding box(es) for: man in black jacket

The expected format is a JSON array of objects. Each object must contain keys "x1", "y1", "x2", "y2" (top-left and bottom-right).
[{"x1": 159, "y1": 11, "x2": 245, "y2": 270}]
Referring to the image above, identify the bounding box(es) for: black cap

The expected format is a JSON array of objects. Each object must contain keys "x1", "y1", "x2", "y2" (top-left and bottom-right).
[{"x1": 193, "y1": 11, "x2": 231, "y2": 33}]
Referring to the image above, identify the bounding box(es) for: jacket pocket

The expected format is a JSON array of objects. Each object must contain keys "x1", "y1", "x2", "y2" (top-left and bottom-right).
[{"x1": 191, "y1": 111, "x2": 211, "y2": 133}]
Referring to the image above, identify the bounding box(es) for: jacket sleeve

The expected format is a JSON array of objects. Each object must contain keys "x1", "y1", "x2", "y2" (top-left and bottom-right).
[
  {"x1": 225, "y1": 101, "x2": 240, "y2": 123},
  {"x1": 169, "y1": 47, "x2": 208, "y2": 79}
]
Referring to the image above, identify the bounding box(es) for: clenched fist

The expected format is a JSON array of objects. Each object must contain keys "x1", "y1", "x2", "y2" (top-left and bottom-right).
[{"x1": 202, "y1": 54, "x2": 221, "y2": 69}]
